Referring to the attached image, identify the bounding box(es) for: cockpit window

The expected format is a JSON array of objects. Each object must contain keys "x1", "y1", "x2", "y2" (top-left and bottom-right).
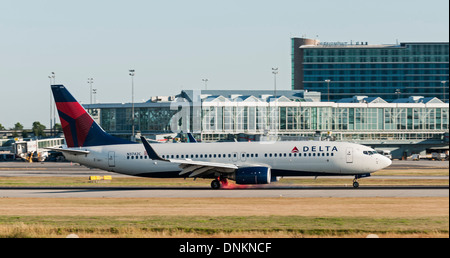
[{"x1": 363, "y1": 151, "x2": 377, "y2": 155}]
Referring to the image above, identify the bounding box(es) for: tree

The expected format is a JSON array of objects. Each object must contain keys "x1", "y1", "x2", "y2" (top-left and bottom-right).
[
  {"x1": 12, "y1": 122, "x2": 24, "y2": 138},
  {"x1": 13, "y1": 122, "x2": 23, "y2": 131},
  {"x1": 32, "y1": 121, "x2": 46, "y2": 138},
  {"x1": 53, "y1": 123, "x2": 62, "y2": 133},
  {"x1": 0, "y1": 123, "x2": 5, "y2": 130}
]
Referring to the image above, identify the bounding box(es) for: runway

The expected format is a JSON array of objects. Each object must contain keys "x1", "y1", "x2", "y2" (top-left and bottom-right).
[
  {"x1": 0, "y1": 160, "x2": 448, "y2": 198},
  {"x1": 0, "y1": 185, "x2": 447, "y2": 198}
]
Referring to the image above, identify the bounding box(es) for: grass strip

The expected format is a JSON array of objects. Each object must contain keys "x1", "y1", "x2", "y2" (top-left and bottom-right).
[{"x1": 0, "y1": 215, "x2": 448, "y2": 238}]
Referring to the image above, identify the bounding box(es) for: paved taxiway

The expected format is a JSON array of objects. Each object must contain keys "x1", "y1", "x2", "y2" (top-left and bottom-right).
[
  {"x1": 0, "y1": 160, "x2": 448, "y2": 198},
  {"x1": 0, "y1": 186, "x2": 448, "y2": 198}
]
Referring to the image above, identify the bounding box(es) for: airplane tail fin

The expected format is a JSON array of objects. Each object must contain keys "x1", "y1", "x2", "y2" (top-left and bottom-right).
[{"x1": 51, "y1": 84, "x2": 134, "y2": 147}]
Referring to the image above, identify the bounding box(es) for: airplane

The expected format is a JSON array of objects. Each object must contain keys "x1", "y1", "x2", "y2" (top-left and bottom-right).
[{"x1": 50, "y1": 84, "x2": 392, "y2": 189}]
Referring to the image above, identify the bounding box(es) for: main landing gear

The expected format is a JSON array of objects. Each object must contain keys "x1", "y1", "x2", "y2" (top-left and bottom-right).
[{"x1": 211, "y1": 177, "x2": 228, "y2": 189}]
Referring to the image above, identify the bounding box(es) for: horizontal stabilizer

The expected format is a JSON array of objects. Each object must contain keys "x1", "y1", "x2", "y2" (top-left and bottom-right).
[{"x1": 46, "y1": 147, "x2": 90, "y2": 155}]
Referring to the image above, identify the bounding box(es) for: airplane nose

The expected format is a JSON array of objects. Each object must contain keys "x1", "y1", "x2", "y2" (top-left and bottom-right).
[{"x1": 380, "y1": 156, "x2": 392, "y2": 169}]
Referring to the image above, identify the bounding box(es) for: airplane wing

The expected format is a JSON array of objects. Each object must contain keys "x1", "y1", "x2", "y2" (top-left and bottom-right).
[
  {"x1": 141, "y1": 136, "x2": 237, "y2": 178},
  {"x1": 46, "y1": 147, "x2": 90, "y2": 155}
]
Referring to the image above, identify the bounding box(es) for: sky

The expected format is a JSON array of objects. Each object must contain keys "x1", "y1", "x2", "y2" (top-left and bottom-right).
[{"x1": 0, "y1": 0, "x2": 449, "y2": 129}]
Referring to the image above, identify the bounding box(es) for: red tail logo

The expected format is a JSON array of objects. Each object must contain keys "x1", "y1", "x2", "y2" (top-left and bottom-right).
[{"x1": 56, "y1": 102, "x2": 94, "y2": 147}]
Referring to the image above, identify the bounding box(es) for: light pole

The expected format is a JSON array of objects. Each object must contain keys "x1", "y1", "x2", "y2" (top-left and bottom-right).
[
  {"x1": 92, "y1": 89, "x2": 97, "y2": 103},
  {"x1": 441, "y1": 81, "x2": 447, "y2": 102},
  {"x1": 324, "y1": 79, "x2": 331, "y2": 102},
  {"x1": 48, "y1": 72, "x2": 55, "y2": 136},
  {"x1": 202, "y1": 79, "x2": 209, "y2": 90},
  {"x1": 272, "y1": 68, "x2": 278, "y2": 97},
  {"x1": 87, "y1": 78, "x2": 94, "y2": 105},
  {"x1": 129, "y1": 70, "x2": 135, "y2": 141}
]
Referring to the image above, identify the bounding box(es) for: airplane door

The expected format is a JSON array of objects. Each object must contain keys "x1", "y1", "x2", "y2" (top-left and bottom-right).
[
  {"x1": 108, "y1": 151, "x2": 115, "y2": 167},
  {"x1": 346, "y1": 148, "x2": 353, "y2": 163}
]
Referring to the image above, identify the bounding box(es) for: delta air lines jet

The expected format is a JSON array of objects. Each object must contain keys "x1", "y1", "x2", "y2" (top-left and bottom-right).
[{"x1": 50, "y1": 85, "x2": 391, "y2": 189}]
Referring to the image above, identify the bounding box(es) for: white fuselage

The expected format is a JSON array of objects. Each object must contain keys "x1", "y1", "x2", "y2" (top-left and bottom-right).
[{"x1": 62, "y1": 140, "x2": 391, "y2": 178}]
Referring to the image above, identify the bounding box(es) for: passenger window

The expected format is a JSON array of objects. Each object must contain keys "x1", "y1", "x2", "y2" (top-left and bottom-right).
[
  {"x1": 265, "y1": 153, "x2": 267, "y2": 157},
  {"x1": 255, "y1": 154, "x2": 258, "y2": 158}
]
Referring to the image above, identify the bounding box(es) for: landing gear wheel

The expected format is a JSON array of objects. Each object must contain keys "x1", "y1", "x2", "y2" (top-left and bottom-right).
[
  {"x1": 211, "y1": 179, "x2": 221, "y2": 189},
  {"x1": 352, "y1": 181, "x2": 359, "y2": 188}
]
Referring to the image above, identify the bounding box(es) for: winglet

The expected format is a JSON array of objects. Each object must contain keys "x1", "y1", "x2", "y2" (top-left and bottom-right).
[
  {"x1": 187, "y1": 133, "x2": 197, "y2": 143},
  {"x1": 141, "y1": 136, "x2": 166, "y2": 161}
]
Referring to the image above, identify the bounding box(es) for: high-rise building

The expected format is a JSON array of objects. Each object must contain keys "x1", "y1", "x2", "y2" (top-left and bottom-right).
[{"x1": 291, "y1": 38, "x2": 449, "y2": 102}]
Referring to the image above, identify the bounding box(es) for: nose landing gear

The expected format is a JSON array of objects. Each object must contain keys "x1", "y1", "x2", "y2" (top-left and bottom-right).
[
  {"x1": 352, "y1": 178, "x2": 360, "y2": 188},
  {"x1": 353, "y1": 173, "x2": 371, "y2": 188}
]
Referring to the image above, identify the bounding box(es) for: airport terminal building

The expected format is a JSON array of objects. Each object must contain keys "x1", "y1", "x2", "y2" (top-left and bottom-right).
[
  {"x1": 85, "y1": 89, "x2": 449, "y2": 159},
  {"x1": 291, "y1": 38, "x2": 449, "y2": 102}
]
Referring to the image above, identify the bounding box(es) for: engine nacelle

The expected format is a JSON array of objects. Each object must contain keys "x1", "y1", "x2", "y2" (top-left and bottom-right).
[{"x1": 234, "y1": 166, "x2": 271, "y2": 185}]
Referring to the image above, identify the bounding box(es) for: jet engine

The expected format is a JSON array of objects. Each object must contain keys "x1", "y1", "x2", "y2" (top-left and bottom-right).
[{"x1": 233, "y1": 166, "x2": 271, "y2": 185}]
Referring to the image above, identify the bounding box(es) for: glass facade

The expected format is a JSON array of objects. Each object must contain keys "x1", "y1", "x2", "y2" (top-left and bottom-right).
[
  {"x1": 292, "y1": 39, "x2": 450, "y2": 102},
  {"x1": 200, "y1": 102, "x2": 449, "y2": 139},
  {"x1": 85, "y1": 90, "x2": 449, "y2": 158},
  {"x1": 98, "y1": 106, "x2": 178, "y2": 134}
]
